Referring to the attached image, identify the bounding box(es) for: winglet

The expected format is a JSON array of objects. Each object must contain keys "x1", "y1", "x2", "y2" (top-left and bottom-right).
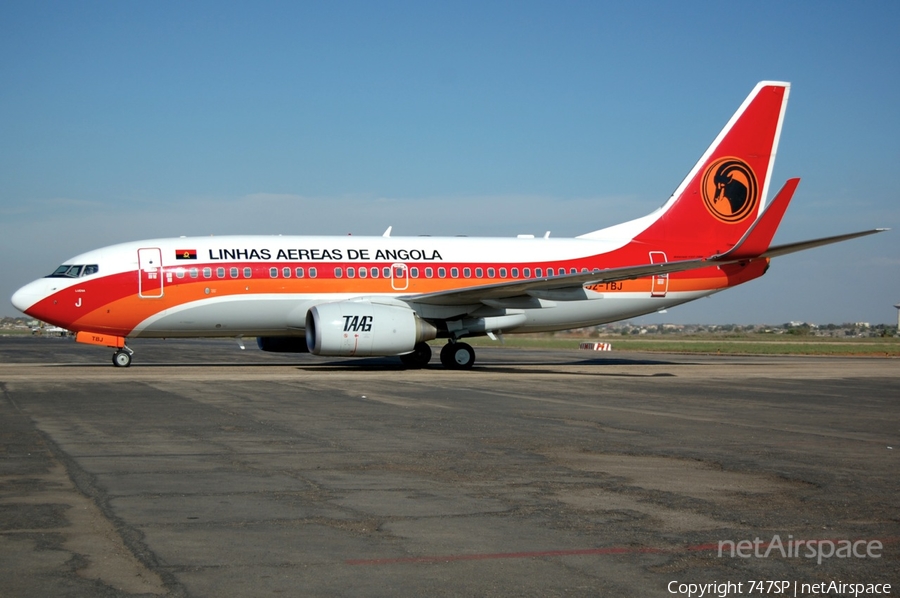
[{"x1": 719, "y1": 178, "x2": 800, "y2": 259}]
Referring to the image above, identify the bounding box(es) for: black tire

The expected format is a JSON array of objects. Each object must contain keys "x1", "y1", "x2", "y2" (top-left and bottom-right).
[
  {"x1": 399, "y1": 342, "x2": 432, "y2": 368},
  {"x1": 113, "y1": 350, "x2": 132, "y2": 368},
  {"x1": 440, "y1": 342, "x2": 475, "y2": 369}
]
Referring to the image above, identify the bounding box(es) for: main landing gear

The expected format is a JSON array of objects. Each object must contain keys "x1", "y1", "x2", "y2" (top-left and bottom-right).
[
  {"x1": 399, "y1": 342, "x2": 432, "y2": 368},
  {"x1": 398, "y1": 341, "x2": 477, "y2": 369},
  {"x1": 112, "y1": 346, "x2": 133, "y2": 368},
  {"x1": 440, "y1": 341, "x2": 475, "y2": 370}
]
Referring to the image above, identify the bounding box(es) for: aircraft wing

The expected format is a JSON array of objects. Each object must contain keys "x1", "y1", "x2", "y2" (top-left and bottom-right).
[
  {"x1": 403, "y1": 257, "x2": 719, "y2": 306},
  {"x1": 404, "y1": 227, "x2": 888, "y2": 307}
]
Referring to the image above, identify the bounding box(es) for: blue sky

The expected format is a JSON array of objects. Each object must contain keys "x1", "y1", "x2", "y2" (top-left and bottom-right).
[{"x1": 2, "y1": 1, "x2": 898, "y2": 324}]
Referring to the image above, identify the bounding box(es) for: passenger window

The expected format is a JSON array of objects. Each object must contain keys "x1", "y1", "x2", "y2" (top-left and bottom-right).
[
  {"x1": 410, "y1": 267, "x2": 419, "y2": 278},
  {"x1": 524, "y1": 268, "x2": 531, "y2": 278},
  {"x1": 511, "y1": 268, "x2": 519, "y2": 278},
  {"x1": 217, "y1": 267, "x2": 225, "y2": 278},
  {"x1": 359, "y1": 267, "x2": 367, "y2": 278},
  {"x1": 570, "y1": 268, "x2": 576, "y2": 274},
  {"x1": 547, "y1": 268, "x2": 553, "y2": 277},
  {"x1": 334, "y1": 267, "x2": 343, "y2": 278},
  {"x1": 204, "y1": 267, "x2": 212, "y2": 278},
  {"x1": 370, "y1": 267, "x2": 378, "y2": 278},
  {"x1": 347, "y1": 267, "x2": 355, "y2": 278},
  {"x1": 451, "y1": 267, "x2": 459, "y2": 278},
  {"x1": 243, "y1": 267, "x2": 252, "y2": 278},
  {"x1": 175, "y1": 267, "x2": 185, "y2": 279},
  {"x1": 425, "y1": 267, "x2": 433, "y2": 278},
  {"x1": 190, "y1": 268, "x2": 198, "y2": 278},
  {"x1": 499, "y1": 267, "x2": 506, "y2": 278},
  {"x1": 487, "y1": 267, "x2": 494, "y2": 278},
  {"x1": 270, "y1": 267, "x2": 278, "y2": 278},
  {"x1": 296, "y1": 267, "x2": 304, "y2": 278},
  {"x1": 309, "y1": 267, "x2": 317, "y2": 278},
  {"x1": 282, "y1": 267, "x2": 291, "y2": 278},
  {"x1": 463, "y1": 267, "x2": 471, "y2": 278},
  {"x1": 438, "y1": 267, "x2": 446, "y2": 278},
  {"x1": 229, "y1": 267, "x2": 238, "y2": 278},
  {"x1": 382, "y1": 267, "x2": 390, "y2": 278}
]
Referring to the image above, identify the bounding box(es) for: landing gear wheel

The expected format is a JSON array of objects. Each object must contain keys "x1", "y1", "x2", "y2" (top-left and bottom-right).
[
  {"x1": 440, "y1": 342, "x2": 475, "y2": 370},
  {"x1": 399, "y1": 342, "x2": 432, "y2": 368},
  {"x1": 113, "y1": 350, "x2": 132, "y2": 368}
]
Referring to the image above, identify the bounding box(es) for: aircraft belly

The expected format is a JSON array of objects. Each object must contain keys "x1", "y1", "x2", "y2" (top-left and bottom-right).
[
  {"x1": 512, "y1": 291, "x2": 711, "y2": 332},
  {"x1": 132, "y1": 297, "x2": 317, "y2": 338}
]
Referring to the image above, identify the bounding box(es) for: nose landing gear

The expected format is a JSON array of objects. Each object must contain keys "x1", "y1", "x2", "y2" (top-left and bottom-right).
[{"x1": 112, "y1": 346, "x2": 133, "y2": 367}]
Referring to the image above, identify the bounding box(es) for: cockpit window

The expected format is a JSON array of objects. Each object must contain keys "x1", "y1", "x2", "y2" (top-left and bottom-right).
[{"x1": 47, "y1": 264, "x2": 99, "y2": 278}]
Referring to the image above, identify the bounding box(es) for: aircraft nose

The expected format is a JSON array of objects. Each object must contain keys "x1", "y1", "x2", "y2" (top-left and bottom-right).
[{"x1": 11, "y1": 280, "x2": 43, "y2": 313}]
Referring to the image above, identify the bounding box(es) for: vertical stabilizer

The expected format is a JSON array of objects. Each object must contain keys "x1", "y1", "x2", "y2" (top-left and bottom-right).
[{"x1": 580, "y1": 82, "x2": 790, "y2": 256}]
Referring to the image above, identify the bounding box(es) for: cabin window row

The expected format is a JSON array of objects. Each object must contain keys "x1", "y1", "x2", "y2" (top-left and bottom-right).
[
  {"x1": 267, "y1": 267, "x2": 319, "y2": 279},
  {"x1": 270, "y1": 265, "x2": 591, "y2": 279},
  {"x1": 171, "y1": 267, "x2": 251, "y2": 279},
  {"x1": 168, "y1": 265, "x2": 594, "y2": 281}
]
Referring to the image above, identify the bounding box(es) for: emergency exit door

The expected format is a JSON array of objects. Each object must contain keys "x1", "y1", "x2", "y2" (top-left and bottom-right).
[{"x1": 648, "y1": 251, "x2": 668, "y2": 298}]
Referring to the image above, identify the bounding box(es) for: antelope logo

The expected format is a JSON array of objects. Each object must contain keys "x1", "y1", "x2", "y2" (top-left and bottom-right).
[{"x1": 701, "y1": 157, "x2": 759, "y2": 223}]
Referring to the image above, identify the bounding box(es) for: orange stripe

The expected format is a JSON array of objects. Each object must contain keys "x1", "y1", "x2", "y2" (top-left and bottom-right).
[{"x1": 57, "y1": 259, "x2": 768, "y2": 336}]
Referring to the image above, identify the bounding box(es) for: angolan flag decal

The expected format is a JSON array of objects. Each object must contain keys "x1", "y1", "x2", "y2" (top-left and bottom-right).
[{"x1": 175, "y1": 249, "x2": 197, "y2": 260}]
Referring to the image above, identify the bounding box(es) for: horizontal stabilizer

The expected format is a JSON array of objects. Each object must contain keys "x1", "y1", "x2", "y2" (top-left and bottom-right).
[{"x1": 762, "y1": 229, "x2": 888, "y2": 258}]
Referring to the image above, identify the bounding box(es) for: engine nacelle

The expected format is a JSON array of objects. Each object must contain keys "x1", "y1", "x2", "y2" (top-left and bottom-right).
[
  {"x1": 306, "y1": 301, "x2": 437, "y2": 356},
  {"x1": 256, "y1": 336, "x2": 309, "y2": 353}
]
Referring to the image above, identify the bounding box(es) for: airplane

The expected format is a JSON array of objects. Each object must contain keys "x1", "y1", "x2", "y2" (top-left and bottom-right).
[{"x1": 10, "y1": 81, "x2": 885, "y2": 369}]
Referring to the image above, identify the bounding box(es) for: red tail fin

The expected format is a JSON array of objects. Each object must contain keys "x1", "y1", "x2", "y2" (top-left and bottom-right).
[{"x1": 632, "y1": 82, "x2": 790, "y2": 256}]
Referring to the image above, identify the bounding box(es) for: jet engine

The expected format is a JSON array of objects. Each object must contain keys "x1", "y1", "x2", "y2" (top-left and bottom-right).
[{"x1": 306, "y1": 301, "x2": 437, "y2": 356}]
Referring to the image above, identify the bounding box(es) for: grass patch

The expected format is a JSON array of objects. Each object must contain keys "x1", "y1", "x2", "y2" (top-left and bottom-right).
[{"x1": 447, "y1": 334, "x2": 900, "y2": 356}]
